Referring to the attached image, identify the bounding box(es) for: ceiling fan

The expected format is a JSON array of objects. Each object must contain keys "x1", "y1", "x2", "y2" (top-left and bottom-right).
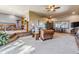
[{"x1": 45, "y1": 5, "x2": 60, "y2": 12}]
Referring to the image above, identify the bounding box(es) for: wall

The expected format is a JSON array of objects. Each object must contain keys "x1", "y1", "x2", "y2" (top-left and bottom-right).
[
  {"x1": 65, "y1": 15, "x2": 79, "y2": 33},
  {"x1": 29, "y1": 11, "x2": 42, "y2": 30},
  {"x1": 54, "y1": 14, "x2": 79, "y2": 33},
  {"x1": 29, "y1": 11, "x2": 79, "y2": 33},
  {"x1": 66, "y1": 15, "x2": 79, "y2": 22},
  {"x1": 55, "y1": 14, "x2": 79, "y2": 23},
  {"x1": 29, "y1": 11, "x2": 51, "y2": 31},
  {"x1": 0, "y1": 14, "x2": 21, "y2": 24}
]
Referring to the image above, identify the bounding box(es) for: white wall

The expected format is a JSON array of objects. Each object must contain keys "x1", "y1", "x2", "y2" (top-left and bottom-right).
[
  {"x1": 66, "y1": 15, "x2": 79, "y2": 22},
  {"x1": 0, "y1": 14, "x2": 21, "y2": 24},
  {"x1": 55, "y1": 15, "x2": 79, "y2": 33}
]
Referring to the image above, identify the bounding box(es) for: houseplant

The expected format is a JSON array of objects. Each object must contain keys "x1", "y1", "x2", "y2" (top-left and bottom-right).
[{"x1": 0, "y1": 31, "x2": 9, "y2": 46}]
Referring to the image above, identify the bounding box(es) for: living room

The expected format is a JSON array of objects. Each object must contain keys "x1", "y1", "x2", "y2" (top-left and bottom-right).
[{"x1": 0, "y1": 5, "x2": 79, "y2": 54}]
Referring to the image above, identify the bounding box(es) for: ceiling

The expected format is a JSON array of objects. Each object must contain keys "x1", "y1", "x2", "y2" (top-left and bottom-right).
[{"x1": 0, "y1": 5, "x2": 79, "y2": 17}]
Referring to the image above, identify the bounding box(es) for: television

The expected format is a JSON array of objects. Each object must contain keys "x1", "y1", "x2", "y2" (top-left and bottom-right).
[{"x1": 71, "y1": 22, "x2": 79, "y2": 28}]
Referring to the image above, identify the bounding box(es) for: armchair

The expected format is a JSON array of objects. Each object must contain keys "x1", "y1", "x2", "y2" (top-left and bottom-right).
[{"x1": 40, "y1": 29, "x2": 54, "y2": 41}]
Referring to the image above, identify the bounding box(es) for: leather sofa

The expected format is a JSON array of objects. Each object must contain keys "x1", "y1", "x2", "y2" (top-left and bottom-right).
[{"x1": 40, "y1": 29, "x2": 55, "y2": 41}]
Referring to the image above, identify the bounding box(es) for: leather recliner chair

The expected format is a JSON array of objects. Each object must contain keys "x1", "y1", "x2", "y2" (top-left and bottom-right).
[{"x1": 40, "y1": 29, "x2": 55, "y2": 41}]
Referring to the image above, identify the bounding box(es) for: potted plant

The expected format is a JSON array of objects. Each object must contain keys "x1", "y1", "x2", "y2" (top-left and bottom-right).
[{"x1": 0, "y1": 32, "x2": 9, "y2": 46}]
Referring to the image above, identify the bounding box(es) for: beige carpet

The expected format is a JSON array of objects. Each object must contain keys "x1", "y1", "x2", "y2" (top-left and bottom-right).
[
  {"x1": 18, "y1": 33, "x2": 78, "y2": 54},
  {"x1": 0, "y1": 32, "x2": 78, "y2": 54}
]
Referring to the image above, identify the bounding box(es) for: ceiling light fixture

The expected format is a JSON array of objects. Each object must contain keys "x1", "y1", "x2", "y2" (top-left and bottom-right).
[{"x1": 45, "y1": 5, "x2": 60, "y2": 12}]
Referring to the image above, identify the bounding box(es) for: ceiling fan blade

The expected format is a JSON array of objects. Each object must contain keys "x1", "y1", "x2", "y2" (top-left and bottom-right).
[
  {"x1": 55, "y1": 7, "x2": 60, "y2": 9},
  {"x1": 53, "y1": 9, "x2": 56, "y2": 11},
  {"x1": 52, "y1": 5, "x2": 55, "y2": 7}
]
